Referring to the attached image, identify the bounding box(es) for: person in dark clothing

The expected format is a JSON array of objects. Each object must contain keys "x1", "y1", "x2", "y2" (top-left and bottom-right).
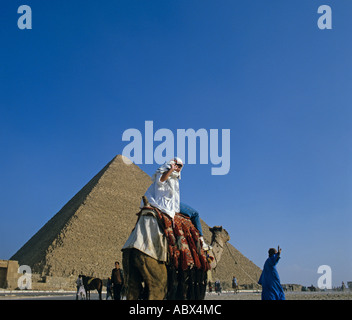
[{"x1": 111, "y1": 261, "x2": 124, "y2": 300}]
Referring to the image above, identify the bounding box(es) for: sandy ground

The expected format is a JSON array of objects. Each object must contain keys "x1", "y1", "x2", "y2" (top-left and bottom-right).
[
  {"x1": 205, "y1": 290, "x2": 352, "y2": 300},
  {"x1": 1, "y1": 290, "x2": 351, "y2": 300}
]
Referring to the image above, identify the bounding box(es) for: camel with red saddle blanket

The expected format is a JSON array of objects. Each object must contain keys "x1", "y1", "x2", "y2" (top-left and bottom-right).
[{"x1": 122, "y1": 197, "x2": 230, "y2": 300}]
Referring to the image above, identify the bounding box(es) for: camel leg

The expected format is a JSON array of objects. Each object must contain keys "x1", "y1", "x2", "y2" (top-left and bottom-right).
[
  {"x1": 200, "y1": 270, "x2": 208, "y2": 300},
  {"x1": 193, "y1": 269, "x2": 207, "y2": 300},
  {"x1": 176, "y1": 268, "x2": 190, "y2": 300},
  {"x1": 166, "y1": 266, "x2": 178, "y2": 300},
  {"x1": 134, "y1": 252, "x2": 167, "y2": 300},
  {"x1": 123, "y1": 250, "x2": 143, "y2": 300},
  {"x1": 127, "y1": 273, "x2": 143, "y2": 300}
]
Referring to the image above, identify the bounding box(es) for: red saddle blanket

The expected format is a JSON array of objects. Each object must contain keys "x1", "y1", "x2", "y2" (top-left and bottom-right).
[{"x1": 153, "y1": 208, "x2": 210, "y2": 272}]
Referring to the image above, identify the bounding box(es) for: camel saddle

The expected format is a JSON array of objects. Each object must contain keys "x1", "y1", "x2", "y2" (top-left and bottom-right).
[
  {"x1": 122, "y1": 204, "x2": 210, "y2": 272},
  {"x1": 151, "y1": 207, "x2": 210, "y2": 272}
]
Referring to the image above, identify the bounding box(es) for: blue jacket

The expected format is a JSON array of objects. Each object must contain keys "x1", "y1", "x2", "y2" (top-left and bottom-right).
[{"x1": 258, "y1": 253, "x2": 285, "y2": 300}]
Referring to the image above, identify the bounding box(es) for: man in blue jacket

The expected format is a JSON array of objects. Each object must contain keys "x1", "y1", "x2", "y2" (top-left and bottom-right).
[{"x1": 258, "y1": 246, "x2": 285, "y2": 300}]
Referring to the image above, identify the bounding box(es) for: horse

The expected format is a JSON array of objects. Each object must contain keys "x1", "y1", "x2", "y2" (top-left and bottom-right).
[{"x1": 80, "y1": 275, "x2": 103, "y2": 300}]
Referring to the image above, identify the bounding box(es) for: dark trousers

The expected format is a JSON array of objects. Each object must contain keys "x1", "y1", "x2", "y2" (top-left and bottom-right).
[{"x1": 113, "y1": 284, "x2": 122, "y2": 300}]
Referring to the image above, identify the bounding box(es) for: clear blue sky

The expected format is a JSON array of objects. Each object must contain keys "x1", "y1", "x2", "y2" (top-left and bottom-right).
[{"x1": 1, "y1": 1, "x2": 351, "y2": 287}]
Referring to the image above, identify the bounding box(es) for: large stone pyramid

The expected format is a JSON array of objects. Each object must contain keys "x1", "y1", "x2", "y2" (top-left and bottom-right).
[{"x1": 12, "y1": 155, "x2": 261, "y2": 287}]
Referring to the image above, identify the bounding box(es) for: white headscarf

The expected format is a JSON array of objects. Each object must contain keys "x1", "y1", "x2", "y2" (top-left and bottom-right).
[{"x1": 151, "y1": 157, "x2": 183, "y2": 181}]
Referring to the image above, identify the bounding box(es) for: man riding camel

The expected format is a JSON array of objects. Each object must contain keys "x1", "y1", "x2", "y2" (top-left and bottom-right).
[{"x1": 144, "y1": 157, "x2": 211, "y2": 251}]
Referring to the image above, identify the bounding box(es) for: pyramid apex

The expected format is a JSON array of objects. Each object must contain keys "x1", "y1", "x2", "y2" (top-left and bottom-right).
[{"x1": 113, "y1": 154, "x2": 133, "y2": 165}]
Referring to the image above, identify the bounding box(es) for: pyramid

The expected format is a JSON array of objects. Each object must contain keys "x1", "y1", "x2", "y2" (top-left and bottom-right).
[{"x1": 12, "y1": 155, "x2": 261, "y2": 286}]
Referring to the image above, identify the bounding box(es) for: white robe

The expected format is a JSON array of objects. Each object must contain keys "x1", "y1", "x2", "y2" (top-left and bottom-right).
[
  {"x1": 122, "y1": 159, "x2": 182, "y2": 261},
  {"x1": 121, "y1": 208, "x2": 168, "y2": 262},
  {"x1": 144, "y1": 171, "x2": 180, "y2": 219}
]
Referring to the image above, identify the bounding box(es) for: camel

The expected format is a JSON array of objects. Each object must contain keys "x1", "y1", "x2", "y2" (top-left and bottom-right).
[
  {"x1": 207, "y1": 226, "x2": 231, "y2": 270},
  {"x1": 122, "y1": 202, "x2": 230, "y2": 300}
]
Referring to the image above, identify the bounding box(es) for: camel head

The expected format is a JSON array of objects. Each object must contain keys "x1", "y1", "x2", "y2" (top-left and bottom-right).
[
  {"x1": 209, "y1": 226, "x2": 230, "y2": 245},
  {"x1": 207, "y1": 226, "x2": 230, "y2": 270}
]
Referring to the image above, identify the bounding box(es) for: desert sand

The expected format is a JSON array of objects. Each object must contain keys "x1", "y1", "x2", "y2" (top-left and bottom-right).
[{"x1": 205, "y1": 290, "x2": 352, "y2": 300}]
